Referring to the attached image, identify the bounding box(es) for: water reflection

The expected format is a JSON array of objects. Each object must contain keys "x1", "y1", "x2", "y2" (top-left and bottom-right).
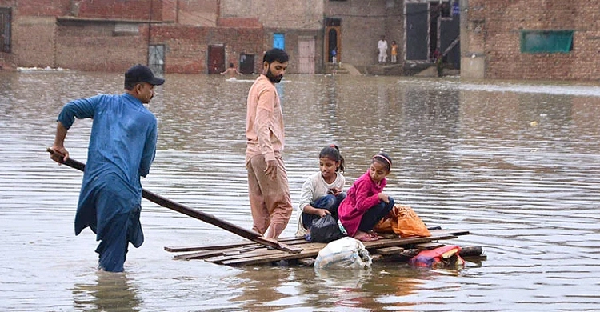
[
  {"x1": 233, "y1": 266, "x2": 425, "y2": 311},
  {"x1": 312, "y1": 268, "x2": 422, "y2": 310},
  {"x1": 2, "y1": 70, "x2": 600, "y2": 310},
  {"x1": 73, "y1": 271, "x2": 140, "y2": 311}
]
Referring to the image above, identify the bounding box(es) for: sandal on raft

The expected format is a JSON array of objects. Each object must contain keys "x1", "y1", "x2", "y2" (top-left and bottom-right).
[{"x1": 355, "y1": 233, "x2": 379, "y2": 242}]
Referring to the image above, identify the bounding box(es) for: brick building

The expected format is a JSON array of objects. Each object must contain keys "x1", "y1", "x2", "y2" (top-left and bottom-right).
[
  {"x1": 0, "y1": 0, "x2": 406, "y2": 74},
  {"x1": 0, "y1": 0, "x2": 264, "y2": 74},
  {"x1": 1, "y1": 0, "x2": 598, "y2": 80},
  {"x1": 461, "y1": 0, "x2": 600, "y2": 80}
]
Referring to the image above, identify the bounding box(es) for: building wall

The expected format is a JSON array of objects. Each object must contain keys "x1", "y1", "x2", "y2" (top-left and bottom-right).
[
  {"x1": 3, "y1": 0, "x2": 321, "y2": 74},
  {"x1": 325, "y1": 0, "x2": 404, "y2": 67},
  {"x1": 463, "y1": 0, "x2": 600, "y2": 81},
  {"x1": 221, "y1": 0, "x2": 322, "y2": 73},
  {"x1": 175, "y1": 0, "x2": 218, "y2": 26},
  {"x1": 220, "y1": 0, "x2": 322, "y2": 30},
  {"x1": 11, "y1": 0, "x2": 70, "y2": 16},
  {"x1": 55, "y1": 20, "x2": 146, "y2": 72},
  {"x1": 73, "y1": 0, "x2": 218, "y2": 25},
  {"x1": 2, "y1": 0, "x2": 263, "y2": 73},
  {"x1": 14, "y1": 16, "x2": 57, "y2": 67},
  {"x1": 261, "y1": 28, "x2": 322, "y2": 73},
  {"x1": 153, "y1": 25, "x2": 264, "y2": 74},
  {"x1": 0, "y1": 0, "x2": 69, "y2": 68},
  {"x1": 53, "y1": 20, "x2": 264, "y2": 74},
  {"x1": 75, "y1": 0, "x2": 164, "y2": 21}
]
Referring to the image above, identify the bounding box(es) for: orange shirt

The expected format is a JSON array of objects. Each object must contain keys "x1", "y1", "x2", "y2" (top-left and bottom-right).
[
  {"x1": 245, "y1": 75, "x2": 285, "y2": 163},
  {"x1": 391, "y1": 44, "x2": 398, "y2": 55}
]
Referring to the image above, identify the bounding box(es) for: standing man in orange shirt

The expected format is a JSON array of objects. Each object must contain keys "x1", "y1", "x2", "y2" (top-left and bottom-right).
[{"x1": 245, "y1": 48, "x2": 293, "y2": 239}]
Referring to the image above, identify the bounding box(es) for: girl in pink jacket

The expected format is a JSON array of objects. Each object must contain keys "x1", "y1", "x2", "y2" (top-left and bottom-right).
[{"x1": 338, "y1": 153, "x2": 394, "y2": 242}]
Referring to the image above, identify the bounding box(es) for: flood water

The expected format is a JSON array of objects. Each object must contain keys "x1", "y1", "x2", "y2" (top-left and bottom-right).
[{"x1": 1, "y1": 70, "x2": 600, "y2": 311}]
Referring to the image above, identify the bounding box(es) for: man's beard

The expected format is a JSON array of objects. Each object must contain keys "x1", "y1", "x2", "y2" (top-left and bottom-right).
[{"x1": 266, "y1": 68, "x2": 283, "y2": 83}]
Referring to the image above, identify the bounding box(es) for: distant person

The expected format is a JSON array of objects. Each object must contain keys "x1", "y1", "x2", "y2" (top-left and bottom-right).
[
  {"x1": 331, "y1": 47, "x2": 337, "y2": 64},
  {"x1": 245, "y1": 48, "x2": 293, "y2": 240},
  {"x1": 295, "y1": 145, "x2": 346, "y2": 237},
  {"x1": 390, "y1": 41, "x2": 398, "y2": 63},
  {"x1": 338, "y1": 152, "x2": 394, "y2": 242},
  {"x1": 377, "y1": 35, "x2": 388, "y2": 63},
  {"x1": 221, "y1": 62, "x2": 240, "y2": 78},
  {"x1": 49, "y1": 64, "x2": 164, "y2": 272}
]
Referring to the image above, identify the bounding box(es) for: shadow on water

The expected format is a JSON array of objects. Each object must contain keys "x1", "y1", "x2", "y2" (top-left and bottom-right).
[{"x1": 1, "y1": 70, "x2": 600, "y2": 310}]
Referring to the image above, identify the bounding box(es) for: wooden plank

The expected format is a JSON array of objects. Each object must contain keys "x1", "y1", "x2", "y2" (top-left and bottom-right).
[
  {"x1": 221, "y1": 233, "x2": 462, "y2": 266},
  {"x1": 209, "y1": 242, "x2": 327, "y2": 264},
  {"x1": 373, "y1": 246, "x2": 404, "y2": 255},
  {"x1": 174, "y1": 245, "x2": 260, "y2": 260},
  {"x1": 165, "y1": 236, "x2": 304, "y2": 253},
  {"x1": 166, "y1": 230, "x2": 467, "y2": 253},
  {"x1": 169, "y1": 229, "x2": 470, "y2": 266}
]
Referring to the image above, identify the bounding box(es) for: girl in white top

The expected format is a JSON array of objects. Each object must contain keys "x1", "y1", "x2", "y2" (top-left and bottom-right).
[{"x1": 295, "y1": 145, "x2": 346, "y2": 237}]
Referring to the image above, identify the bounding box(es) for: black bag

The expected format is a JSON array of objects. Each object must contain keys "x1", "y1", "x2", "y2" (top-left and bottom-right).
[{"x1": 309, "y1": 215, "x2": 345, "y2": 243}]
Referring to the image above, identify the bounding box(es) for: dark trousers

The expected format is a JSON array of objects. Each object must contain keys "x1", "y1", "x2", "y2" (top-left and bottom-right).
[
  {"x1": 301, "y1": 193, "x2": 346, "y2": 230},
  {"x1": 357, "y1": 197, "x2": 395, "y2": 233}
]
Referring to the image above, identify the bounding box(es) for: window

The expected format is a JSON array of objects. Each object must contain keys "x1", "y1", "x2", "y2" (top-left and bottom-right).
[
  {"x1": 0, "y1": 8, "x2": 11, "y2": 53},
  {"x1": 521, "y1": 30, "x2": 574, "y2": 54},
  {"x1": 273, "y1": 33, "x2": 285, "y2": 50},
  {"x1": 440, "y1": 2, "x2": 451, "y2": 18}
]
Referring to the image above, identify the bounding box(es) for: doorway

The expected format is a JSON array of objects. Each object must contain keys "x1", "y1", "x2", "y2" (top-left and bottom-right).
[
  {"x1": 207, "y1": 44, "x2": 225, "y2": 74},
  {"x1": 298, "y1": 38, "x2": 315, "y2": 74},
  {"x1": 405, "y1": 2, "x2": 428, "y2": 61},
  {"x1": 325, "y1": 18, "x2": 341, "y2": 63},
  {"x1": 239, "y1": 53, "x2": 254, "y2": 74}
]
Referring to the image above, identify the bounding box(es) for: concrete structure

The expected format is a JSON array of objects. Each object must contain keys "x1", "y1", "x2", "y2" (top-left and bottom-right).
[
  {"x1": 461, "y1": 0, "x2": 600, "y2": 80},
  {"x1": 0, "y1": 0, "x2": 264, "y2": 74},
  {"x1": 323, "y1": 0, "x2": 404, "y2": 70},
  {"x1": 2, "y1": 0, "x2": 599, "y2": 80},
  {"x1": 220, "y1": 0, "x2": 324, "y2": 74}
]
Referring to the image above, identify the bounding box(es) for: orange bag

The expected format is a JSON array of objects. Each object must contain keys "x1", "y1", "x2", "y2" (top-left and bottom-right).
[
  {"x1": 391, "y1": 205, "x2": 431, "y2": 238},
  {"x1": 374, "y1": 216, "x2": 395, "y2": 233}
]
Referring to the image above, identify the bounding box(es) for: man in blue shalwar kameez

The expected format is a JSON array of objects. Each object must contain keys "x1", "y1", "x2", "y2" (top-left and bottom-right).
[{"x1": 50, "y1": 64, "x2": 164, "y2": 272}]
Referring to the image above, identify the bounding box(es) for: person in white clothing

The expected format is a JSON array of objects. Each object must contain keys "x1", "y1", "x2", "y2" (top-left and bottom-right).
[
  {"x1": 377, "y1": 35, "x2": 388, "y2": 63},
  {"x1": 295, "y1": 145, "x2": 346, "y2": 238}
]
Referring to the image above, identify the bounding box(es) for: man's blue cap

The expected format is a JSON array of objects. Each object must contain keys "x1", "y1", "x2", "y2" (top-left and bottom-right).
[{"x1": 125, "y1": 64, "x2": 165, "y2": 86}]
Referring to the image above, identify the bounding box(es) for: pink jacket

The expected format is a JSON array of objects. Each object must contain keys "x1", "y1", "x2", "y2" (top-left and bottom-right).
[{"x1": 338, "y1": 170, "x2": 387, "y2": 236}]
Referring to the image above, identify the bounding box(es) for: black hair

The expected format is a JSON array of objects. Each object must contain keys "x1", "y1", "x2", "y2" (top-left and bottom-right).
[
  {"x1": 124, "y1": 82, "x2": 136, "y2": 91},
  {"x1": 319, "y1": 145, "x2": 345, "y2": 173},
  {"x1": 372, "y1": 152, "x2": 392, "y2": 172},
  {"x1": 263, "y1": 48, "x2": 289, "y2": 64},
  {"x1": 229, "y1": 62, "x2": 234, "y2": 67}
]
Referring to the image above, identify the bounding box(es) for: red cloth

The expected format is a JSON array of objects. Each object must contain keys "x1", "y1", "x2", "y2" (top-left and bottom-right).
[
  {"x1": 338, "y1": 170, "x2": 386, "y2": 236},
  {"x1": 409, "y1": 245, "x2": 464, "y2": 268}
]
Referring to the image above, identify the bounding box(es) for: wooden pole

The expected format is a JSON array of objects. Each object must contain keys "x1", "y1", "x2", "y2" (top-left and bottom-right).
[{"x1": 46, "y1": 148, "x2": 301, "y2": 254}]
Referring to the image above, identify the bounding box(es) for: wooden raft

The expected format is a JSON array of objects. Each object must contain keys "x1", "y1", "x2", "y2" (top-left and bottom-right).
[{"x1": 164, "y1": 229, "x2": 473, "y2": 266}]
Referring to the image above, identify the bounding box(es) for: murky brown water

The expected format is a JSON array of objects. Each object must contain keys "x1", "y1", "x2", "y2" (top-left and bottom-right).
[{"x1": 2, "y1": 70, "x2": 600, "y2": 311}]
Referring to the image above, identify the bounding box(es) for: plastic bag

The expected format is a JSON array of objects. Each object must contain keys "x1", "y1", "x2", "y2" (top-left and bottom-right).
[
  {"x1": 314, "y1": 237, "x2": 372, "y2": 270},
  {"x1": 374, "y1": 205, "x2": 431, "y2": 238},
  {"x1": 309, "y1": 214, "x2": 345, "y2": 243},
  {"x1": 373, "y1": 216, "x2": 394, "y2": 233},
  {"x1": 393, "y1": 205, "x2": 431, "y2": 238}
]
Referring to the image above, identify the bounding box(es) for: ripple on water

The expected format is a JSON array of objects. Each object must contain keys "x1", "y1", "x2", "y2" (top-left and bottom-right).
[{"x1": 1, "y1": 73, "x2": 600, "y2": 310}]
